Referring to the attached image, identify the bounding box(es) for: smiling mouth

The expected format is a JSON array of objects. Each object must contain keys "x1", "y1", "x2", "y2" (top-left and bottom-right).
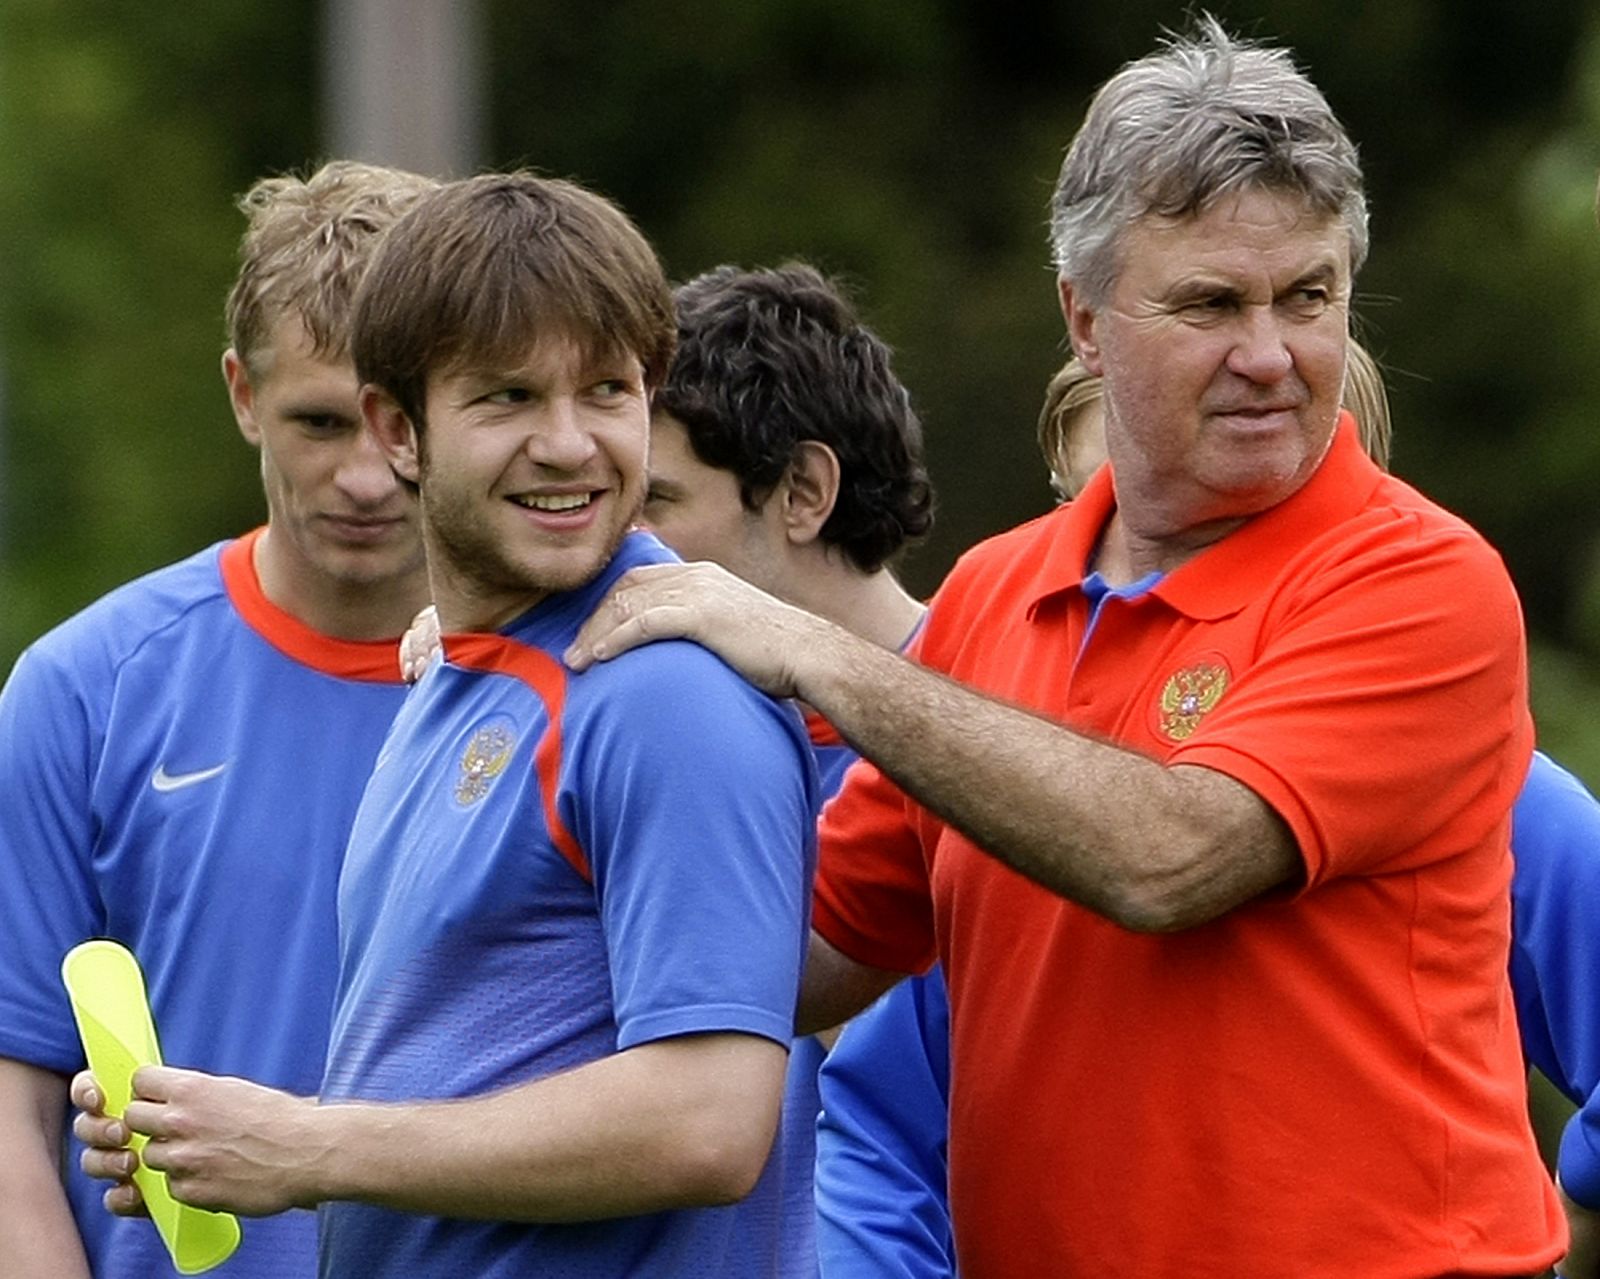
[{"x1": 511, "y1": 492, "x2": 595, "y2": 512}]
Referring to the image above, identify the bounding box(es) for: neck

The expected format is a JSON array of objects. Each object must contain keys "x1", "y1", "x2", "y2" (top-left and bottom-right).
[
  {"x1": 254, "y1": 528, "x2": 430, "y2": 641},
  {"x1": 781, "y1": 555, "x2": 925, "y2": 652},
  {"x1": 1094, "y1": 508, "x2": 1247, "y2": 585},
  {"x1": 427, "y1": 564, "x2": 548, "y2": 635}
]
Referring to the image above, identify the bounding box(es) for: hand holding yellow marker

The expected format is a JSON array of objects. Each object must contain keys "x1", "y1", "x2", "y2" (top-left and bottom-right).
[{"x1": 61, "y1": 940, "x2": 241, "y2": 1274}]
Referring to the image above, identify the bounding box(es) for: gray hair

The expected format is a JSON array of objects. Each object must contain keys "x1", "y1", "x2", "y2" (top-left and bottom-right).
[{"x1": 1050, "y1": 15, "x2": 1368, "y2": 304}]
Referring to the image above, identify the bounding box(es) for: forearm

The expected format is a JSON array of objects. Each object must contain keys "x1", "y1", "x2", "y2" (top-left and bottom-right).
[
  {"x1": 797, "y1": 931, "x2": 904, "y2": 1035},
  {"x1": 311, "y1": 1034, "x2": 787, "y2": 1221},
  {"x1": 568, "y1": 564, "x2": 1296, "y2": 930},
  {"x1": 0, "y1": 1060, "x2": 91, "y2": 1279},
  {"x1": 0, "y1": 1170, "x2": 90, "y2": 1279},
  {"x1": 794, "y1": 627, "x2": 1297, "y2": 931}
]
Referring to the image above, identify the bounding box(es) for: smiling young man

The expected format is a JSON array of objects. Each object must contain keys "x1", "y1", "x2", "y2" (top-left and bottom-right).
[
  {"x1": 79, "y1": 173, "x2": 818, "y2": 1279},
  {"x1": 0, "y1": 161, "x2": 436, "y2": 1278},
  {"x1": 567, "y1": 20, "x2": 1565, "y2": 1277}
]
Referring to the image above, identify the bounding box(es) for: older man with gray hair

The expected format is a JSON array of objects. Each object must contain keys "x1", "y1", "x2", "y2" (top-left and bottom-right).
[{"x1": 572, "y1": 17, "x2": 1564, "y2": 1276}]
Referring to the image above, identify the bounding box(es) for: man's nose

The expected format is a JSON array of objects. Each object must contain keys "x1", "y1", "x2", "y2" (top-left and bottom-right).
[
  {"x1": 526, "y1": 399, "x2": 599, "y2": 470},
  {"x1": 1226, "y1": 307, "x2": 1295, "y2": 383},
  {"x1": 337, "y1": 425, "x2": 403, "y2": 505}
]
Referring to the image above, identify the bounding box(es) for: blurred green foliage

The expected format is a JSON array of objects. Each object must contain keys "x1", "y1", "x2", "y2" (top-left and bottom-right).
[{"x1": 4, "y1": 0, "x2": 1600, "y2": 775}]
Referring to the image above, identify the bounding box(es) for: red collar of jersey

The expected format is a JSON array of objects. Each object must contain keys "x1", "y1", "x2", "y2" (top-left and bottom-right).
[
  {"x1": 220, "y1": 527, "x2": 407, "y2": 683},
  {"x1": 1031, "y1": 412, "x2": 1384, "y2": 621}
]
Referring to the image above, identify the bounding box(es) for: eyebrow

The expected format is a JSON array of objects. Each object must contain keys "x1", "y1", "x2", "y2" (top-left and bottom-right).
[
  {"x1": 1162, "y1": 258, "x2": 1346, "y2": 307},
  {"x1": 282, "y1": 401, "x2": 356, "y2": 419},
  {"x1": 1162, "y1": 278, "x2": 1236, "y2": 306},
  {"x1": 1284, "y1": 262, "x2": 1342, "y2": 291}
]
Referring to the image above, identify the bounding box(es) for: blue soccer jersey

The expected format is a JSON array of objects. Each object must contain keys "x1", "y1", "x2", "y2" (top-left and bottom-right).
[
  {"x1": 1511, "y1": 750, "x2": 1600, "y2": 1209},
  {"x1": 816, "y1": 968, "x2": 956, "y2": 1279},
  {"x1": 319, "y1": 530, "x2": 818, "y2": 1278},
  {"x1": 0, "y1": 528, "x2": 409, "y2": 1278}
]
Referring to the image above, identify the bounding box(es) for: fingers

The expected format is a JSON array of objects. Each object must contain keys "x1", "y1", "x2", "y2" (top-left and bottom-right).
[
  {"x1": 130, "y1": 1063, "x2": 184, "y2": 1103},
  {"x1": 73, "y1": 1106, "x2": 130, "y2": 1151},
  {"x1": 399, "y1": 603, "x2": 440, "y2": 682},
  {"x1": 74, "y1": 1065, "x2": 187, "y2": 1150},
  {"x1": 102, "y1": 1178, "x2": 149, "y2": 1218},
  {"x1": 566, "y1": 563, "x2": 700, "y2": 670},
  {"x1": 123, "y1": 1098, "x2": 173, "y2": 1140},
  {"x1": 80, "y1": 1137, "x2": 140, "y2": 1183},
  {"x1": 69, "y1": 1070, "x2": 105, "y2": 1115}
]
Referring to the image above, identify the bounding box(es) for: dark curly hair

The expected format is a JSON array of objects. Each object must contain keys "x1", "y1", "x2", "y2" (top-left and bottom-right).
[{"x1": 656, "y1": 263, "x2": 933, "y2": 573}]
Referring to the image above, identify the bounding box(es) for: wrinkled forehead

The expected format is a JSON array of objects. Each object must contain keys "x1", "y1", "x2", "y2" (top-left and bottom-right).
[{"x1": 1112, "y1": 188, "x2": 1353, "y2": 286}]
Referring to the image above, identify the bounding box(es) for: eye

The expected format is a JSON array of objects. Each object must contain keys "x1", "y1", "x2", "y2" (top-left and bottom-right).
[
  {"x1": 295, "y1": 412, "x2": 348, "y2": 436},
  {"x1": 483, "y1": 387, "x2": 530, "y2": 406},
  {"x1": 1284, "y1": 285, "x2": 1332, "y2": 317},
  {"x1": 1178, "y1": 293, "x2": 1236, "y2": 320},
  {"x1": 592, "y1": 378, "x2": 633, "y2": 399}
]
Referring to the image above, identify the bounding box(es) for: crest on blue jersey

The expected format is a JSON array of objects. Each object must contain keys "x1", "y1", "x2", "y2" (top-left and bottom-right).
[{"x1": 454, "y1": 714, "x2": 519, "y2": 806}]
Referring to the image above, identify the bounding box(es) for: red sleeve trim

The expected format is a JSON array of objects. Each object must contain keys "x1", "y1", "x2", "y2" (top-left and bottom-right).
[
  {"x1": 442, "y1": 633, "x2": 591, "y2": 884},
  {"x1": 804, "y1": 708, "x2": 845, "y2": 749}
]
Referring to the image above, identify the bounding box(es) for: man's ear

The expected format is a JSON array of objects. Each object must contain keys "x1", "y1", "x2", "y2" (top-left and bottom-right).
[
  {"x1": 362, "y1": 384, "x2": 422, "y2": 485},
  {"x1": 223, "y1": 349, "x2": 261, "y2": 446},
  {"x1": 781, "y1": 440, "x2": 842, "y2": 546},
  {"x1": 1059, "y1": 277, "x2": 1104, "y2": 376}
]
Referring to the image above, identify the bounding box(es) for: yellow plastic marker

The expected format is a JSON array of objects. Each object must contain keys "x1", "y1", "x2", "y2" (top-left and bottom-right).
[{"x1": 61, "y1": 940, "x2": 241, "y2": 1274}]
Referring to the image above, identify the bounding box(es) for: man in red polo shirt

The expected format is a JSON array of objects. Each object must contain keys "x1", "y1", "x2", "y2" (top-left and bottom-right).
[{"x1": 571, "y1": 16, "x2": 1564, "y2": 1278}]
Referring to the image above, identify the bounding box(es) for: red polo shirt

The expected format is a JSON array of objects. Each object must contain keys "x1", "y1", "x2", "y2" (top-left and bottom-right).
[{"x1": 813, "y1": 417, "x2": 1563, "y2": 1277}]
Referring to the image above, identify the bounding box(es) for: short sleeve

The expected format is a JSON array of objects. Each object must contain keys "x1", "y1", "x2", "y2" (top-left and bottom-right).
[
  {"x1": 1169, "y1": 515, "x2": 1531, "y2": 886},
  {"x1": 0, "y1": 646, "x2": 106, "y2": 1072},
  {"x1": 1505, "y1": 752, "x2": 1600, "y2": 1209},
  {"x1": 1560, "y1": 1087, "x2": 1600, "y2": 1210},
  {"x1": 812, "y1": 752, "x2": 938, "y2": 975},
  {"x1": 565, "y1": 641, "x2": 817, "y2": 1050},
  {"x1": 1509, "y1": 753, "x2": 1600, "y2": 1100}
]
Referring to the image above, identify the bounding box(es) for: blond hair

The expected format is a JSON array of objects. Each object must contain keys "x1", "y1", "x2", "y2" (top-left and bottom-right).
[
  {"x1": 1036, "y1": 356, "x2": 1104, "y2": 500},
  {"x1": 225, "y1": 160, "x2": 438, "y2": 371}
]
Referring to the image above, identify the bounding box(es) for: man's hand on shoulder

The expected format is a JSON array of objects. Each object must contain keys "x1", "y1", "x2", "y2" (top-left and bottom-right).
[
  {"x1": 398, "y1": 603, "x2": 441, "y2": 682},
  {"x1": 566, "y1": 561, "x2": 843, "y2": 700}
]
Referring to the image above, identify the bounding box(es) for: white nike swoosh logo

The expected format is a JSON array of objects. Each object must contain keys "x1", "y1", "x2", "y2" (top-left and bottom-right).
[{"x1": 151, "y1": 762, "x2": 229, "y2": 793}]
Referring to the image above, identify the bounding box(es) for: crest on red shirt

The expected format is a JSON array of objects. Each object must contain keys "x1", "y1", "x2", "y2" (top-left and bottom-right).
[
  {"x1": 1157, "y1": 661, "x2": 1231, "y2": 741},
  {"x1": 455, "y1": 715, "x2": 518, "y2": 806}
]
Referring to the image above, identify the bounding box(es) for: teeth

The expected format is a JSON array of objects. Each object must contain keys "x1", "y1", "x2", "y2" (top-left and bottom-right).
[{"x1": 515, "y1": 493, "x2": 591, "y2": 512}]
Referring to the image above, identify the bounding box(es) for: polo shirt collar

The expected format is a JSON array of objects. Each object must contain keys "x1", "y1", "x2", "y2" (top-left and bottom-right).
[{"x1": 1028, "y1": 412, "x2": 1382, "y2": 622}]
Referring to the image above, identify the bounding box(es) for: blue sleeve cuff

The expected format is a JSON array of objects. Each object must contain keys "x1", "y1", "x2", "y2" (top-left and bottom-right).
[{"x1": 1558, "y1": 1093, "x2": 1600, "y2": 1210}]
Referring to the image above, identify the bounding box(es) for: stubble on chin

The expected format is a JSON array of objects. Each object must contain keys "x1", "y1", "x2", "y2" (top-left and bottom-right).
[{"x1": 423, "y1": 489, "x2": 641, "y2": 611}]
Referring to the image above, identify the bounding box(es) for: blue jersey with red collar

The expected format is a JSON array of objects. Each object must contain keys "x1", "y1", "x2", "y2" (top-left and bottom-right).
[
  {"x1": 0, "y1": 529, "x2": 408, "y2": 1278},
  {"x1": 320, "y1": 530, "x2": 818, "y2": 1278}
]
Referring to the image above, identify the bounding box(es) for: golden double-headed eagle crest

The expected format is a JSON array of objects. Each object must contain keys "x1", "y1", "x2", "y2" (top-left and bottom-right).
[
  {"x1": 1157, "y1": 662, "x2": 1230, "y2": 741},
  {"x1": 455, "y1": 718, "x2": 517, "y2": 806}
]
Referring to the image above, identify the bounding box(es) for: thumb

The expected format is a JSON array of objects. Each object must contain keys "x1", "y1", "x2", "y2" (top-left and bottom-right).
[{"x1": 130, "y1": 1064, "x2": 185, "y2": 1102}]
